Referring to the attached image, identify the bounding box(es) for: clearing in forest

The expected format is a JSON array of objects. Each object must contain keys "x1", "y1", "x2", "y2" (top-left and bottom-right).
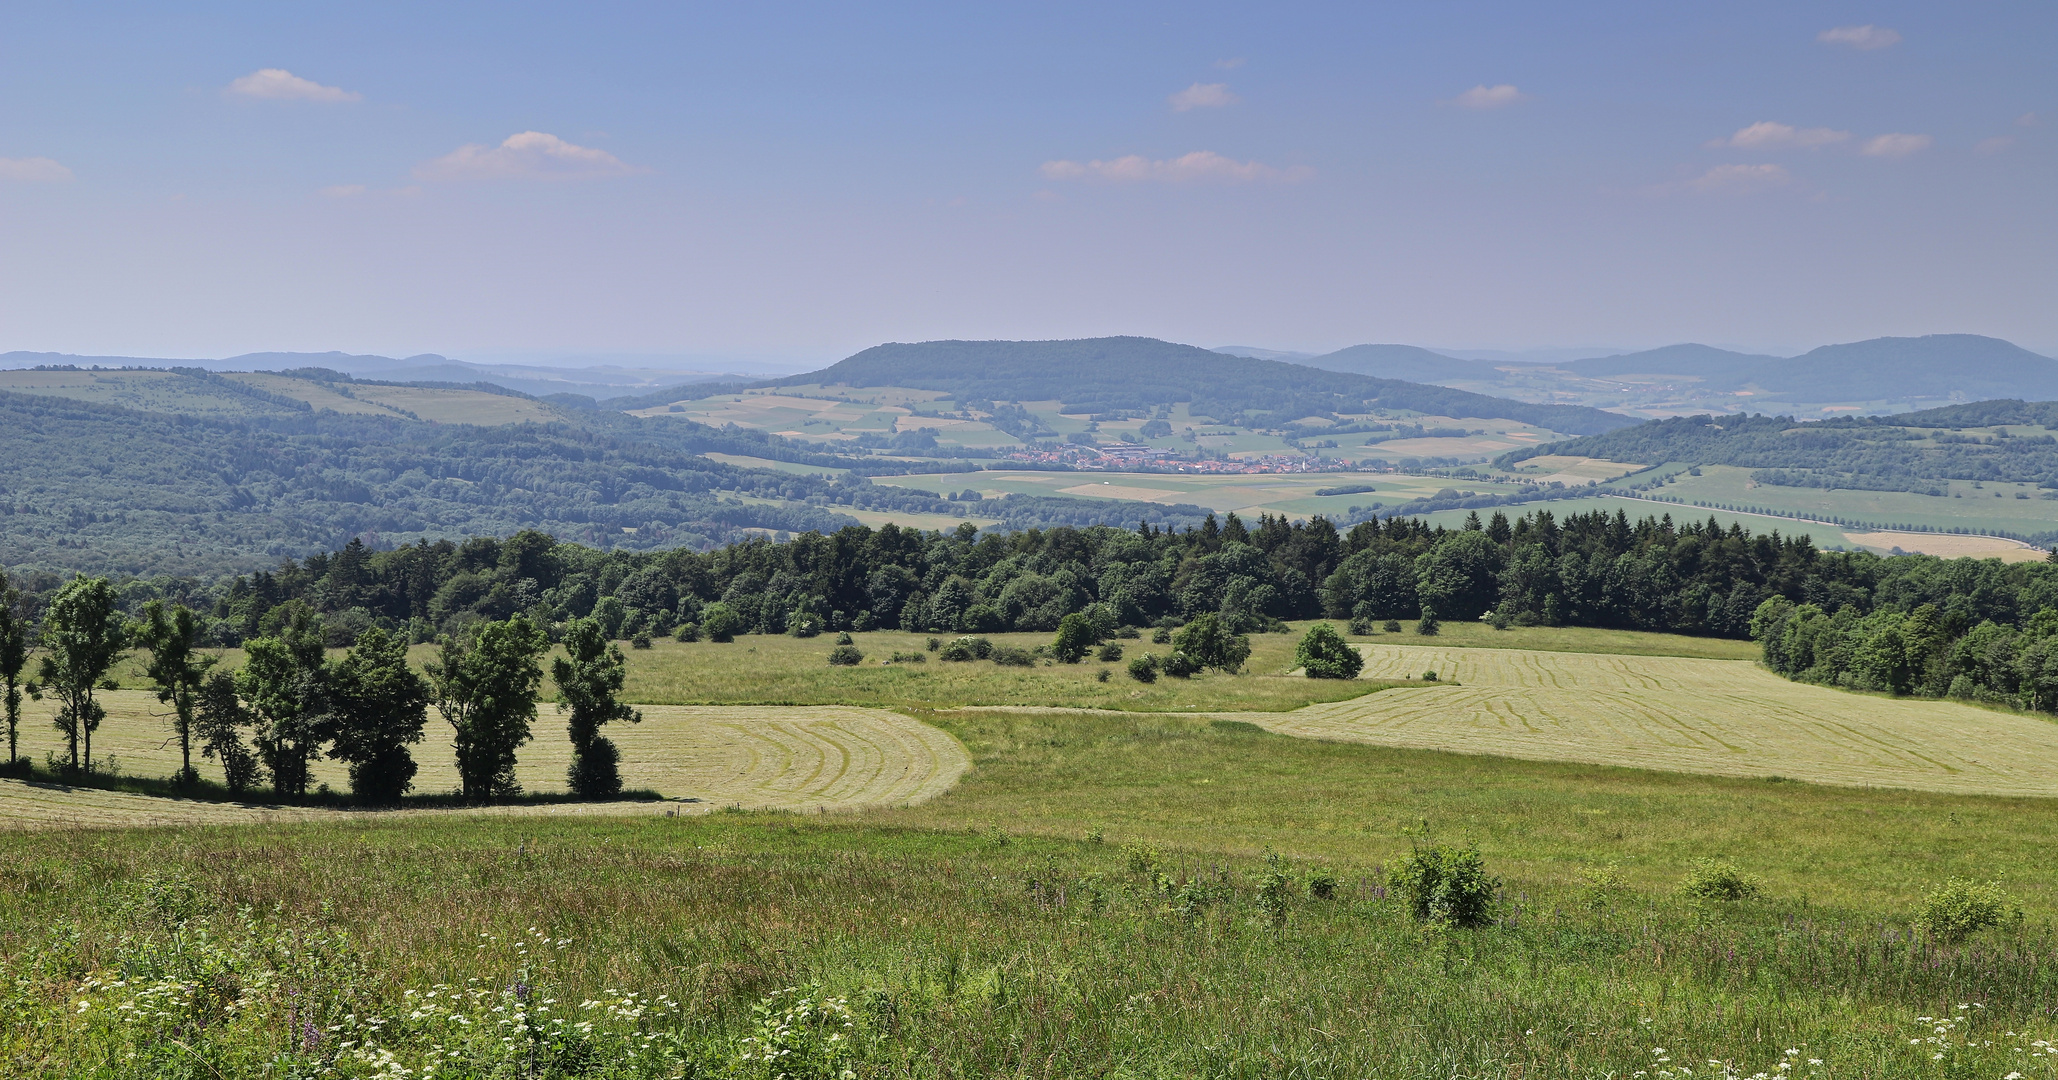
[
  {"x1": 1232, "y1": 643, "x2": 2058, "y2": 797},
  {"x1": 0, "y1": 704, "x2": 968, "y2": 830}
]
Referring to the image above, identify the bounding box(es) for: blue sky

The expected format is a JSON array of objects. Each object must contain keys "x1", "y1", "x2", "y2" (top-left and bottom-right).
[{"x1": 1, "y1": 1, "x2": 2051, "y2": 364}]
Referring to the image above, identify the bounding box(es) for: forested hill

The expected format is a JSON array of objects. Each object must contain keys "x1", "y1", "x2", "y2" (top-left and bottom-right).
[
  {"x1": 777, "y1": 337, "x2": 1635, "y2": 435},
  {"x1": 1498, "y1": 405, "x2": 2058, "y2": 485},
  {"x1": 0, "y1": 390, "x2": 1208, "y2": 581}
]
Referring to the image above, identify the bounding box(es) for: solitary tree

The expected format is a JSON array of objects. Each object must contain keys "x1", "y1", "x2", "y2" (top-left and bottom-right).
[
  {"x1": 1171, "y1": 613, "x2": 1252, "y2": 674},
  {"x1": 429, "y1": 615, "x2": 549, "y2": 801},
  {"x1": 36, "y1": 577, "x2": 126, "y2": 775},
  {"x1": 554, "y1": 616, "x2": 642, "y2": 799},
  {"x1": 238, "y1": 601, "x2": 330, "y2": 797},
  {"x1": 324, "y1": 626, "x2": 430, "y2": 803},
  {"x1": 193, "y1": 670, "x2": 264, "y2": 792},
  {"x1": 1051, "y1": 612, "x2": 1097, "y2": 663},
  {"x1": 131, "y1": 601, "x2": 215, "y2": 785},
  {"x1": 0, "y1": 581, "x2": 28, "y2": 768},
  {"x1": 1295, "y1": 622, "x2": 1365, "y2": 680}
]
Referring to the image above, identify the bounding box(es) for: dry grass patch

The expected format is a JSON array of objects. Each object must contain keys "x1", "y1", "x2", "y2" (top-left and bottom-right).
[{"x1": 1231, "y1": 643, "x2": 2058, "y2": 796}]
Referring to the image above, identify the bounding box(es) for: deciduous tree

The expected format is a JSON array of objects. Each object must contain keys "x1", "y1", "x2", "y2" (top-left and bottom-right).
[
  {"x1": 0, "y1": 581, "x2": 27, "y2": 767},
  {"x1": 325, "y1": 626, "x2": 430, "y2": 803},
  {"x1": 1295, "y1": 622, "x2": 1364, "y2": 680},
  {"x1": 429, "y1": 615, "x2": 549, "y2": 801},
  {"x1": 237, "y1": 600, "x2": 330, "y2": 797},
  {"x1": 36, "y1": 576, "x2": 126, "y2": 774},
  {"x1": 131, "y1": 601, "x2": 215, "y2": 785},
  {"x1": 1172, "y1": 613, "x2": 1251, "y2": 674},
  {"x1": 554, "y1": 616, "x2": 641, "y2": 799}
]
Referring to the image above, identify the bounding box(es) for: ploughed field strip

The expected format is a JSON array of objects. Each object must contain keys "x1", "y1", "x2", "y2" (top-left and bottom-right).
[
  {"x1": 0, "y1": 698, "x2": 969, "y2": 829},
  {"x1": 1229, "y1": 644, "x2": 2058, "y2": 797}
]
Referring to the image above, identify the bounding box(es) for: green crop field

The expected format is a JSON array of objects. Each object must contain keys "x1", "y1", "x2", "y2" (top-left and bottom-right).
[
  {"x1": 875, "y1": 470, "x2": 1525, "y2": 519},
  {"x1": 1653, "y1": 464, "x2": 2058, "y2": 536}
]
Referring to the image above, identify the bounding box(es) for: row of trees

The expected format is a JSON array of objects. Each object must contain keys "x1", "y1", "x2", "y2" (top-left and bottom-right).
[{"x1": 0, "y1": 576, "x2": 641, "y2": 804}]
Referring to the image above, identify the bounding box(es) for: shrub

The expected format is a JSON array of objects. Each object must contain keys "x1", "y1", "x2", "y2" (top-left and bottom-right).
[
  {"x1": 1918, "y1": 878, "x2": 2019, "y2": 943},
  {"x1": 1096, "y1": 642, "x2": 1124, "y2": 662},
  {"x1": 1052, "y1": 612, "x2": 1097, "y2": 663},
  {"x1": 1578, "y1": 862, "x2": 1627, "y2": 912},
  {"x1": 1095, "y1": 668, "x2": 1110, "y2": 682},
  {"x1": 1416, "y1": 606, "x2": 1441, "y2": 636},
  {"x1": 1305, "y1": 868, "x2": 1338, "y2": 900},
  {"x1": 939, "y1": 636, "x2": 990, "y2": 661},
  {"x1": 1173, "y1": 613, "x2": 1252, "y2": 673},
  {"x1": 1161, "y1": 651, "x2": 1200, "y2": 678},
  {"x1": 1151, "y1": 627, "x2": 1173, "y2": 644},
  {"x1": 827, "y1": 645, "x2": 865, "y2": 666},
  {"x1": 1422, "y1": 669, "x2": 1438, "y2": 681},
  {"x1": 1127, "y1": 654, "x2": 1160, "y2": 682},
  {"x1": 701, "y1": 602, "x2": 742, "y2": 643},
  {"x1": 888, "y1": 651, "x2": 927, "y2": 663},
  {"x1": 835, "y1": 631, "x2": 854, "y2": 645},
  {"x1": 1296, "y1": 622, "x2": 1364, "y2": 679},
  {"x1": 673, "y1": 622, "x2": 701, "y2": 642},
  {"x1": 1388, "y1": 843, "x2": 1498, "y2": 927},
  {"x1": 1679, "y1": 858, "x2": 1760, "y2": 903},
  {"x1": 1383, "y1": 620, "x2": 1402, "y2": 633},
  {"x1": 629, "y1": 632, "x2": 653, "y2": 650},
  {"x1": 1348, "y1": 615, "x2": 1377, "y2": 635},
  {"x1": 990, "y1": 645, "x2": 1036, "y2": 667},
  {"x1": 1488, "y1": 608, "x2": 1512, "y2": 630},
  {"x1": 926, "y1": 636, "x2": 941, "y2": 651}
]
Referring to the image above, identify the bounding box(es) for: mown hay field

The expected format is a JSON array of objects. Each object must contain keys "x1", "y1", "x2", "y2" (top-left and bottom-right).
[
  {"x1": 2, "y1": 698, "x2": 967, "y2": 829},
  {"x1": 1234, "y1": 642, "x2": 2058, "y2": 796}
]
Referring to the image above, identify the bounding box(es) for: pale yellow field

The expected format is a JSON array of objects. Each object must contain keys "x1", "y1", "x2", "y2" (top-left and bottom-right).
[
  {"x1": 1, "y1": 696, "x2": 969, "y2": 829},
  {"x1": 1228, "y1": 643, "x2": 2058, "y2": 797},
  {"x1": 1508, "y1": 454, "x2": 1646, "y2": 485},
  {"x1": 1842, "y1": 530, "x2": 2047, "y2": 562}
]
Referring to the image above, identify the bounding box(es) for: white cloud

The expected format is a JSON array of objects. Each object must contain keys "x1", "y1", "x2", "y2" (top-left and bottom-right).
[
  {"x1": 1038, "y1": 150, "x2": 1311, "y2": 184},
  {"x1": 319, "y1": 184, "x2": 367, "y2": 197},
  {"x1": 1686, "y1": 163, "x2": 1792, "y2": 194},
  {"x1": 415, "y1": 131, "x2": 643, "y2": 181},
  {"x1": 227, "y1": 68, "x2": 361, "y2": 102},
  {"x1": 0, "y1": 156, "x2": 73, "y2": 182},
  {"x1": 1168, "y1": 82, "x2": 1239, "y2": 111},
  {"x1": 1818, "y1": 25, "x2": 1901, "y2": 50},
  {"x1": 1453, "y1": 84, "x2": 1526, "y2": 109},
  {"x1": 1716, "y1": 121, "x2": 1850, "y2": 149},
  {"x1": 1861, "y1": 132, "x2": 1932, "y2": 158}
]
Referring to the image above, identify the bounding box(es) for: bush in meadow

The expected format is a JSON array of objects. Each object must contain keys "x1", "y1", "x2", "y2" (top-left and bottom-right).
[
  {"x1": 1173, "y1": 613, "x2": 1251, "y2": 673},
  {"x1": 1127, "y1": 654, "x2": 1159, "y2": 683},
  {"x1": 1052, "y1": 612, "x2": 1097, "y2": 663},
  {"x1": 827, "y1": 645, "x2": 865, "y2": 666},
  {"x1": 701, "y1": 602, "x2": 743, "y2": 643},
  {"x1": 1680, "y1": 858, "x2": 1761, "y2": 903},
  {"x1": 1295, "y1": 622, "x2": 1364, "y2": 679},
  {"x1": 1388, "y1": 843, "x2": 1498, "y2": 928},
  {"x1": 1918, "y1": 878, "x2": 2019, "y2": 943}
]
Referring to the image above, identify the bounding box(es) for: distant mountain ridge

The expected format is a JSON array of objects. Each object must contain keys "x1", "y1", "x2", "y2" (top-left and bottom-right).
[
  {"x1": 0, "y1": 350, "x2": 745, "y2": 400},
  {"x1": 777, "y1": 336, "x2": 1635, "y2": 435}
]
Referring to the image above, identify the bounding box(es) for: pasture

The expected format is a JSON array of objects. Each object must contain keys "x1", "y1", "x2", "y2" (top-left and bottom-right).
[{"x1": 874, "y1": 469, "x2": 1526, "y2": 520}]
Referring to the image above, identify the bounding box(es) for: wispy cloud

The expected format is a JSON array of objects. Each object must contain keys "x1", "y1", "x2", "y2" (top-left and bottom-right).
[
  {"x1": 1976, "y1": 137, "x2": 2015, "y2": 155},
  {"x1": 227, "y1": 68, "x2": 361, "y2": 102},
  {"x1": 1039, "y1": 150, "x2": 1311, "y2": 184},
  {"x1": 1452, "y1": 84, "x2": 1526, "y2": 109},
  {"x1": 1818, "y1": 25, "x2": 1901, "y2": 50},
  {"x1": 416, "y1": 131, "x2": 643, "y2": 181},
  {"x1": 1861, "y1": 132, "x2": 1932, "y2": 158},
  {"x1": 0, "y1": 156, "x2": 73, "y2": 182},
  {"x1": 1168, "y1": 83, "x2": 1239, "y2": 111},
  {"x1": 2020, "y1": 112, "x2": 2041, "y2": 128},
  {"x1": 1214, "y1": 57, "x2": 1245, "y2": 70},
  {"x1": 1686, "y1": 163, "x2": 1793, "y2": 195},
  {"x1": 1714, "y1": 121, "x2": 1850, "y2": 149}
]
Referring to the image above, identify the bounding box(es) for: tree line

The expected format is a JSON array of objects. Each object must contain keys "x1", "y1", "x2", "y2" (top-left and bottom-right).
[{"x1": 0, "y1": 576, "x2": 640, "y2": 804}]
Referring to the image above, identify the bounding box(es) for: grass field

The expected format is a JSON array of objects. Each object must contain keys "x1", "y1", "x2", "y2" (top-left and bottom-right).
[
  {"x1": 17, "y1": 624, "x2": 2058, "y2": 1075},
  {"x1": 1237, "y1": 642, "x2": 2058, "y2": 797},
  {"x1": 0, "y1": 369, "x2": 291, "y2": 418},
  {"x1": 1653, "y1": 464, "x2": 2058, "y2": 539},
  {"x1": 1348, "y1": 618, "x2": 1759, "y2": 659},
  {"x1": 875, "y1": 470, "x2": 1526, "y2": 519}
]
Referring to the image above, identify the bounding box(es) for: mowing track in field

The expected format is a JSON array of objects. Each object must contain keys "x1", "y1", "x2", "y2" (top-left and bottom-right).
[
  {"x1": 1222, "y1": 644, "x2": 2058, "y2": 797},
  {"x1": 0, "y1": 705, "x2": 969, "y2": 830}
]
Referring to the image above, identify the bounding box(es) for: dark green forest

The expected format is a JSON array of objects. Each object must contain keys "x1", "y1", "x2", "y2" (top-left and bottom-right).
[
  {"x1": 1503, "y1": 405, "x2": 2058, "y2": 490},
  {"x1": 0, "y1": 389, "x2": 1206, "y2": 580},
  {"x1": 785, "y1": 337, "x2": 1635, "y2": 434}
]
